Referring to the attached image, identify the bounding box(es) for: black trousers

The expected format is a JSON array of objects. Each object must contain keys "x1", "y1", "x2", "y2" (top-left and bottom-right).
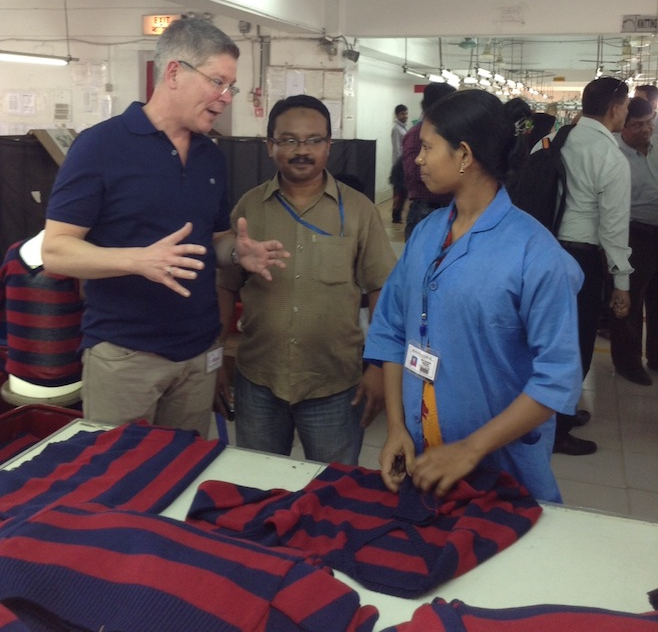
[
  {"x1": 556, "y1": 242, "x2": 604, "y2": 438},
  {"x1": 610, "y1": 221, "x2": 658, "y2": 370}
]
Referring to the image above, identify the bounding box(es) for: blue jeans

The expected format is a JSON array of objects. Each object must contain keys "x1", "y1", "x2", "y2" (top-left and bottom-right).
[{"x1": 234, "y1": 370, "x2": 364, "y2": 465}]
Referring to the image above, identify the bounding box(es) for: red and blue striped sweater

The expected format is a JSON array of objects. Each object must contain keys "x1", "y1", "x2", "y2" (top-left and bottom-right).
[
  {"x1": 186, "y1": 462, "x2": 542, "y2": 598},
  {"x1": 0, "y1": 422, "x2": 224, "y2": 523},
  {"x1": 0, "y1": 501, "x2": 378, "y2": 632},
  {"x1": 0, "y1": 240, "x2": 83, "y2": 388},
  {"x1": 380, "y1": 597, "x2": 658, "y2": 631}
]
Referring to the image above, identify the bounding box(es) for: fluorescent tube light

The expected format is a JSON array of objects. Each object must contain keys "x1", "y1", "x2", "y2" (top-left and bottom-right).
[{"x1": 0, "y1": 50, "x2": 77, "y2": 66}]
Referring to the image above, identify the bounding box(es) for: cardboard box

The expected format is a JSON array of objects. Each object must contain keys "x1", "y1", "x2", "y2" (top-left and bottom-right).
[{"x1": 29, "y1": 128, "x2": 78, "y2": 166}]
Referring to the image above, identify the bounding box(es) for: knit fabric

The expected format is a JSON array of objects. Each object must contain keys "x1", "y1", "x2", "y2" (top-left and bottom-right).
[
  {"x1": 0, "y1": 502, "x2": 378, "y2": 632},
  {"x1": 0, "y1": 422, "x2": 224, "y2": 523},
  {"x1": 0, "y1": 433, "x2": 40, "y2": 465},
  {"x1": 0, "y1": 605, "x2": 31, "y2": 632},
  {"x1": 186, "y1": 463, "x2": 542, "y2": 598},
  {"x1": 0, "y1": 240, "x2": 83, "y2": 387},
  {"x1": 379, "y1": 597, "x2": 658, "y2": 632}
]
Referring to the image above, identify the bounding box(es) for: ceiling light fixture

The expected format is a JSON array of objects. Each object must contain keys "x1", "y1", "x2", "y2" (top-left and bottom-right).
[
  {"x1": 0, "y1": 0, "x2": 78, "y2": 66},
  {"x1": 480, "y1": 41, "x2": 493, "y2": 60},
  {"x1": 402, "y1": 64, "x2": 427, "y2": 79},
  {"x1": 0, "y1": 50, "x2": 74, "y2": 66}
]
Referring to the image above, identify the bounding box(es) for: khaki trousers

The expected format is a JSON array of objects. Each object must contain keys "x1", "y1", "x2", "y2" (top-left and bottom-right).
[{"x1": 82, "y1": 341, "x2": 218, "y2": 437}]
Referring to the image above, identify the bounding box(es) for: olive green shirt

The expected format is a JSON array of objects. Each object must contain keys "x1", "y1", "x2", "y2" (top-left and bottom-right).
[{"x1": 218, "y1": 172, "x2": 396, "y2": 404}]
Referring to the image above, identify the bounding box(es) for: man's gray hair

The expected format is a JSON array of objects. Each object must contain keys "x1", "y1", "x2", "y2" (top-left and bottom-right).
[{"x1": 153, "y1": 18, "x2": 240, "y2": 83}]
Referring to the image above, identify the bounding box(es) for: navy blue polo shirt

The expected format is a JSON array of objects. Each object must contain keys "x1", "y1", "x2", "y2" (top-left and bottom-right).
[{"x1": 46, "y1": 102, "x2": 230, "y2": 361}]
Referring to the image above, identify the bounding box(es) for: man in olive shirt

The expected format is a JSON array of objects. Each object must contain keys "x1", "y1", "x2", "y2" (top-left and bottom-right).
[{"x1": 217, "y1": 95, "x2": 396, "y2": 465}]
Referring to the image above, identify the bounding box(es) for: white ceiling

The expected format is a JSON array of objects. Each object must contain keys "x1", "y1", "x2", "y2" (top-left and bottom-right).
[
  {"x1": 2, "y1": 0, "x2": 656, "y2": 100},
  {"x1": 357, "y1": 34, "x2": 658, "y2": 100}
]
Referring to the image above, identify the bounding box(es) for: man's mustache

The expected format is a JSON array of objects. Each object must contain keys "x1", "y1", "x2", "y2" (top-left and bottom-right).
[{"x1": 289, "y1": 156, "x2": 315, "y2": 165}]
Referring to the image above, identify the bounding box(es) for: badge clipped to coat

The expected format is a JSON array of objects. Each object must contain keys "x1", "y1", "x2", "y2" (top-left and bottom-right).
[{"x1": 404, "y1": 342, "x2": 439, "y2": 382}]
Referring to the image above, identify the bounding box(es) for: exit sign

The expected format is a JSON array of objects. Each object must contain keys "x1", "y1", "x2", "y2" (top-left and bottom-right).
[{"x1": 143, "y1": 15, "x2": 182, "y2": 36}]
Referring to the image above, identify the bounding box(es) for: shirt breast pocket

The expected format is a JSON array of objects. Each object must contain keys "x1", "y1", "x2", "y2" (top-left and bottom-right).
[{"x1": 311, "y1": 235, "x2": 354, "y2": 285}]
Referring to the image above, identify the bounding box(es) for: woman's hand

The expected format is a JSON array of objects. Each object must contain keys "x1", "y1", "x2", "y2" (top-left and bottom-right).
[{"x1": 380, "y1": 426, "x2": 416, "y2": 493}]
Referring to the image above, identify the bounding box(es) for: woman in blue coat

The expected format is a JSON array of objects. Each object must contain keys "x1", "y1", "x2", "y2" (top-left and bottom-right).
[{"x1": 364, "y1": 90, "x2": 583, "y2": 503}]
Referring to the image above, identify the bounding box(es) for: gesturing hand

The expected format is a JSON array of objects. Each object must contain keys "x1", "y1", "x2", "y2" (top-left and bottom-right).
[
  {"x1": 234, "y1": 217, "x2": 290, "y2": 281},
  {"x1": 141, "y1": 222, "x2": 206, "y2": 297}
]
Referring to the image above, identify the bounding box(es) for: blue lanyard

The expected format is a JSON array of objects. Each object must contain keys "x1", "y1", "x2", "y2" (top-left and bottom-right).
[
  {"x1": 275, "y1": 189, "x2": 345, "y2": 237},
  {"x1": 420, "y1": 209, "x2": 457, "y2": 345}
]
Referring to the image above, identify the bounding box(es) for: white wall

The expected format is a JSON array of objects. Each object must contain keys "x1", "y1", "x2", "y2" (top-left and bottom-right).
[
  {"x1": 0, "y1": 4, "x2": 432, "y2": 201},
  {"x1": 354, "y1": 56, "x2": 420, "y2": 203}
]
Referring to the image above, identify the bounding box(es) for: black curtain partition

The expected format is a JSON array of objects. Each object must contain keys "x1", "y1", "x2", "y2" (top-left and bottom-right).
[
  {"x1": 0, "y1": 135, "x2": 376, "y2": 261},
  {"x1": 216, "y1": 137, "x2": 377, "y2": 207},
  {"x1": 0, "y1": 135, "x2": 59, "y2": 260}
]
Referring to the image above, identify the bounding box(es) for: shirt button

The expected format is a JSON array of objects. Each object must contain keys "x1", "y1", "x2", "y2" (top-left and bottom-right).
[
  {"x1": 293, "y1": 306, "x2": 299, "y2": 313},
  {"x1": 429, "y1": 282, "x2": 438, "y2": 291},
  {"x1": 171, "y1": 149, "x2": 178, "y2": 156},
  {"x1": 295, "y1": 274, "x2": 301, "y2": 279},
  {"x1": 297, "y1": 244, "x2": 303, "y2": 250},
  {"x1": 290, "y1": 338, "x2": 297, "y2": 344}
]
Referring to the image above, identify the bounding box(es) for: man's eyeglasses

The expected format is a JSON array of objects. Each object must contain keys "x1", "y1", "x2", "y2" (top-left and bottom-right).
[
  {"x1": 178, "y1": 60, "x2": 239, "y2": 97},
  {"x1": 270, "y1": 136, "x2": 330, "y2": 149}
]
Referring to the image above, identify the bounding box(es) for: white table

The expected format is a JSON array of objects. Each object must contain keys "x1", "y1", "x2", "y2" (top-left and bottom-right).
[{"x1": 4, "y1": 420, "x2": 657, "y2": 631}]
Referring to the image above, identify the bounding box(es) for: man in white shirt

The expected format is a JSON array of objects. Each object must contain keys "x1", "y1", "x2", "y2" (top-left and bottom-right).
[
  {"x1": 390, "y1": 104, "x2": 408, "y2": 224},
  {"x1": 610, "y1": 97, "x2": 658, "y2": 385},
  {"x1": 554, "y1": 77, "x2": 632, "y2": 456}
]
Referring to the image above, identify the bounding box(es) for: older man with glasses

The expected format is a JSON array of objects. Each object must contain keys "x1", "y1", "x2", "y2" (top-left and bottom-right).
[
  {"x1": 610, "y1": 97, "x2": 658, "y2": 385},
  {"x1": 42, "y1": 18, "x2": 287, "y2": 437},
  {"x1": 217, "y1": 94, "x2": 397, "y2": 466}
]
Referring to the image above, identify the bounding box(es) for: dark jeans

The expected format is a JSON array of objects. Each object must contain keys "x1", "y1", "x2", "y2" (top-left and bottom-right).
[
  {"x1": 233, "y1": 370, "x2": 365, "y2": 465},
  {"x1": 610, "y1": 221, "x2": 658, "y2": 370},
  {"x1": 391, "y1": 185, "x2": 406, "y2": 222},
  {"x1": 556, "y1": 242, "x2": 604, "y2": 438}
]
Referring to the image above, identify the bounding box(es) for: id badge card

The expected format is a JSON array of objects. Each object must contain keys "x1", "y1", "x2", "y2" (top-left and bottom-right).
[
  {"x1": 206, "y1": 346, "x2": 224, "y2": 373},
  {"x1": 404, "y1": 341, "x2": 439, "y2": 383}
]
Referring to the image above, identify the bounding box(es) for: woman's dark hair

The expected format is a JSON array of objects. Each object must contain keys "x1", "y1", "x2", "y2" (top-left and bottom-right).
[
  {"x1": 423, "y1": 90, "x2": 524, "y2": 183},
  {"x1": 267, "y1": 95, "x2": 331, "y2": 139}
]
